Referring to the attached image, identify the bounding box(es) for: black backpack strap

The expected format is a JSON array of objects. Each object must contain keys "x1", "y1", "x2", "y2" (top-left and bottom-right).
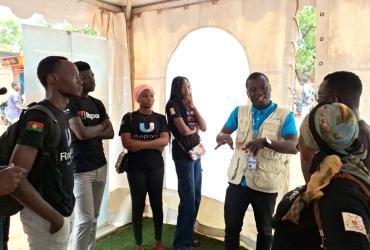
[{"x1": 27, "y1": 104, "x2": 61, "y2": 147}]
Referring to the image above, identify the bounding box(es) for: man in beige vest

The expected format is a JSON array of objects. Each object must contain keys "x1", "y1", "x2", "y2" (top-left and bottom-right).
[{"x1": 216, "y1": 72, "x2": 298, "y2": 250}]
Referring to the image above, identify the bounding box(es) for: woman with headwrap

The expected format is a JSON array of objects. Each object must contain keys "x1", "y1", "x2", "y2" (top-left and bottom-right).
[
  {"x1": 272, "y1": 103, "x2": 370, "y2": 250},
  {"x1": 119, "y1": 84, "x2": 169, "y2": 250}
]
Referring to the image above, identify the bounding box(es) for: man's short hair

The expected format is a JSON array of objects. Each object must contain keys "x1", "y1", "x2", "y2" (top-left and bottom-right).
[
  {"x1": 37, "y1": 56, "x2": 68, "y2": 88},
  {"x1": 323, "y1": 71, "x2": 362, "y2": 109},
  {"x1": 74, "y1": 61, "x2": 91, "y2": 72},
  {"x1": 246, "y1": 72, "x2": 269, "y2": 88},
  {"x1": 11, "y1": 81, "x2": 19, "y2": 88}
]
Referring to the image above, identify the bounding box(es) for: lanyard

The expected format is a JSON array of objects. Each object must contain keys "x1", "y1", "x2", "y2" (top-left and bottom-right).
[{"x1": 252, "y1": 113, "x2": 259, "y2": 139}]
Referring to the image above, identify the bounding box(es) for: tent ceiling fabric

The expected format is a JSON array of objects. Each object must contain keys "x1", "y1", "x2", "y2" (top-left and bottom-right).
[
  {"x1": 0, "y1": 0, "x2": 205, "y2": 26},
  {"x1": 0, "y1": 0, "x2": 101, "y2": 27},
  {"x1": 101, "y1": 0, "x2": 165, "y2": 7}
]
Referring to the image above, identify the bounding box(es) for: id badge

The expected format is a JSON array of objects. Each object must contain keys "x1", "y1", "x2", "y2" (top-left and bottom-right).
[{"x1": 248, "y1": 155, "x2": 257, "y2": 170}]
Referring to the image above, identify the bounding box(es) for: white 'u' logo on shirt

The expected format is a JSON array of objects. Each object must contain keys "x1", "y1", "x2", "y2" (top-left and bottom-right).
[{"x1": 139, "y1": 123, "x2": 155, "y2": 133}]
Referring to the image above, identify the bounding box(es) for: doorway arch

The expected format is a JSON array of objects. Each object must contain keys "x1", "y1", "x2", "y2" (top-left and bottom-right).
[{"x1": 165, "y1": 27, "x2": 249, "y2": 201}]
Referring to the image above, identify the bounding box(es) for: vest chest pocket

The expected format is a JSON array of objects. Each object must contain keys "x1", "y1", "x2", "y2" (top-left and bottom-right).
[
  {"x1": 236, "y1": 118, "x2": 251, "y2": 144},
  {"x1": 260, "y1": 120, "x2": 281, "y2": 141}
]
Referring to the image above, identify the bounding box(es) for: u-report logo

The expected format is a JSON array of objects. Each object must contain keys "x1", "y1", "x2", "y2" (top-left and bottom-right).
[
  {"x1": 78, "y1": 111, "x2": 100, "y2": 120},
  {"x1": 139, "y1": 122, "x2": 155, "y2": 133}
]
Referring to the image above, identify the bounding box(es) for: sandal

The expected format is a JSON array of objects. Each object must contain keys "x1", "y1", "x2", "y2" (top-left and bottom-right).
[
  {"x1": 152, "y1": 243, "x2": 166, "y2": 250},
  {"x1": 191, "y1": 237, "x2": 200, "y2": 247}
]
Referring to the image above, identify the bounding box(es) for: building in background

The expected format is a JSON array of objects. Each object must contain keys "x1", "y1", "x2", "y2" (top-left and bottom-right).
[{"x1": 0, "y1": 52, "x2": 24, "y2": 102}]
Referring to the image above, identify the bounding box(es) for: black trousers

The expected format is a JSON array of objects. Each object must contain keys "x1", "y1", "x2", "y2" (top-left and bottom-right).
[
  {"x1": 127, "y1": 167, "x2": 164, "y2": 245},
  {"x1": 0, "y1": 216, "x2": 9, "y2": 250},
  {"x1": 3, "y1": 216, "x2": 9, "y2": 250},
  {"x1": 224, "y1": 184, "x2": 277, "y2": 250}
]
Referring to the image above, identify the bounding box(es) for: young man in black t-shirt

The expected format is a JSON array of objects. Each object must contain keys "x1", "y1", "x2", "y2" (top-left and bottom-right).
[
  {"x1": 7, "y1": 56, "x2": 82, "y2": 250},
  {"x1": 302, "y1": 71, "x2": 370, "y2": 182},
  {"x1": 65, "y1": 61, "x2": 114, "y2": 250}
]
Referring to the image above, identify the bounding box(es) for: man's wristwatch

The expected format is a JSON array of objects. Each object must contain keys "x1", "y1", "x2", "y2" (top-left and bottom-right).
[{"x1": 264, "y1": 137, "x2": 272, "y2": 147}]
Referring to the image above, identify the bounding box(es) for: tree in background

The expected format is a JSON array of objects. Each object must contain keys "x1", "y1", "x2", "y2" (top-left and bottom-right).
[
  {"x1": 296, "y1": 6, "x2": 316, "y2": 80},
  {"x1": 0, "y1": 17, "x2": 22, "y2": 52}
]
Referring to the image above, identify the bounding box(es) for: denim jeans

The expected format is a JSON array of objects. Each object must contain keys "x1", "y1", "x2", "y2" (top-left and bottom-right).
[
  {"x1": 72, "y1": 165, "x2": 107, "y2": 250},
  {"x1": 224, "y1": 184, "x2": 277, "y2": 250},
  {"x1": 173, "y1": 158, "x2": 202, "y2": 250}
]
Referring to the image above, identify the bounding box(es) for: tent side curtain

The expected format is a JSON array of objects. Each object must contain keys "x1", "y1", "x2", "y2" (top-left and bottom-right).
[{"x1": 92, "y1": 10, "x2": 133, "y2": 226}]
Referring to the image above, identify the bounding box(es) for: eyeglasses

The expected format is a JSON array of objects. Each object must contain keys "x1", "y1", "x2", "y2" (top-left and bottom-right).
[{"x1": 315, "y1": 94, "x2": 329, "y2": 102}]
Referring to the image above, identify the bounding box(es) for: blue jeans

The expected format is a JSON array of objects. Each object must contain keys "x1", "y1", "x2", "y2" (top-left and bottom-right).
[{"x1": 173, "y1": 158, "x2": 202, "y2": 250}]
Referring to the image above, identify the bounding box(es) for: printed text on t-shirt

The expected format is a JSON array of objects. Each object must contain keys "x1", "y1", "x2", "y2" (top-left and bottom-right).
[{"x1": 78, "y1": 110, "x2": 100, "y2": 120}]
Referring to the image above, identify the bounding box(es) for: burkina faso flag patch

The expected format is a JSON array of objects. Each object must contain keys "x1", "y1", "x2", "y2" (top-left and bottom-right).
[{"x1": 26, "y1": 121, "x2": 44, "y2": 132}]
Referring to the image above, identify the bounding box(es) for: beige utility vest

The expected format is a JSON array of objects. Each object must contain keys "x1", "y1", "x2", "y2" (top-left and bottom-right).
[{"x1": 227, "y1": 105, "x2": 291, "y2": 193}]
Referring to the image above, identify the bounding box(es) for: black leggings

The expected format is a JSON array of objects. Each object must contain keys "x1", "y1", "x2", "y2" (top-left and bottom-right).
[{"x1": 127, "y1": 167, "x2": 164, "y2": 245}]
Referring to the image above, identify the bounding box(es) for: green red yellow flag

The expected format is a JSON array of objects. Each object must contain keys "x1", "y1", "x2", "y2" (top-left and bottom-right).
[{"x1": 26, "y1": 121, "x2": 44, "y2": 132}]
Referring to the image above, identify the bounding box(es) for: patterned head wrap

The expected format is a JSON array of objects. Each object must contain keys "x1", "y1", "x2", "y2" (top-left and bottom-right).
[
  {"x1": 283, "y1": 103, "x2": 358, "y2": 224},
  {"x1": 133, "y1": 84, "x2": 155, "y2": 103},
  {"x1": 300, "y1": 103, "x2": 359, "y2": 155}
]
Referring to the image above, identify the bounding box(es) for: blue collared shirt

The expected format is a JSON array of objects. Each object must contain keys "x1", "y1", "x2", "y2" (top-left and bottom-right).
[{"x1": 223, "y1": 101, "x2": 298, "y2": 186}]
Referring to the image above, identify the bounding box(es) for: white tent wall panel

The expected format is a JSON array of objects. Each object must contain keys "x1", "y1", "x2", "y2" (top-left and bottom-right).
[
  {"x1": 132, "y1": 0, "x2": 298, "y2": 111},
  {"x1": 133, "y1": 5, "x2": 203, "y2": 111},
  {"x1": 315, "y1": 0, "x2": 370, "y2": 122}
]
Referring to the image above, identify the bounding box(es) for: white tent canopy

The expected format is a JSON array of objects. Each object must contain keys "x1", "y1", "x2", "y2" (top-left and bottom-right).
[{"x1": 1, "y1": 0, "x2": 370, "y2": 248}]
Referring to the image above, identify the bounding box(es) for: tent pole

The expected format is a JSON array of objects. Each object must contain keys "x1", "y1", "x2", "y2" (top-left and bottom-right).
[
  {"x1": 125, "y1": 0, "x2": 132, "y2": 22},
  {"x1": 125, "y1": 0, "x2": 135, "y2": 109},
  {"x1": 80, "y1": 0, "x2": 123, "y2": 12},
  {"x1": 132, "y1": 0, "x2": 214, "y2": 15}
]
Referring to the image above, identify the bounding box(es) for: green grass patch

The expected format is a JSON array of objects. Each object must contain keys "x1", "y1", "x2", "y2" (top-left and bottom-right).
[{"x1": 96, "y1": 218, "x2": 246, "y2": 250}]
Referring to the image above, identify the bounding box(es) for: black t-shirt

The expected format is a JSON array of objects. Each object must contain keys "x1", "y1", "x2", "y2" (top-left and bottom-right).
[
  {"x1": 273, "y1": 179, "x2": 370, "y2": 250},
  {"x1": 119, "y1": 111, "x2": 169, "y2": 172},
  {"x1": 65, "y1": 96, "x2": 109, "y2": 173},
  {"x1": 17, "y1": 100, "x2": 75, "y2": 217},
  {"x1": 359, "y1": 120, "x2": 370, "y2": 170},
  {"x1": 165, "y1": 100, "x2": 200, "y2": 160}
]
